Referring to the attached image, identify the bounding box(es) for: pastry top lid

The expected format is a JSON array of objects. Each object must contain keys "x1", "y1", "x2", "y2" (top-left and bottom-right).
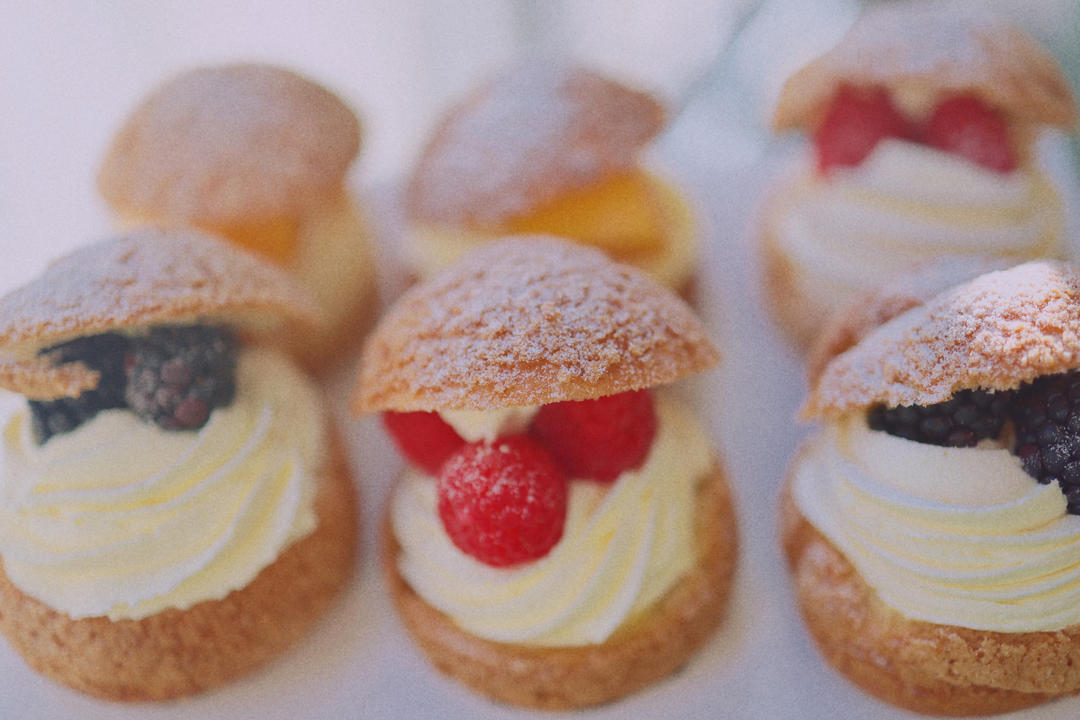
[
  {"x1": 773, "y1": 1, "x2": 1077, "y2": 131},
  {"x1": 805, "y1": 260, "x2": 1080, "y2": 419},
  {"x1": 98, "y1": 63, "x2": 361, "y2": 226},
  {"x1": 806, "y1": 255, "x2": 1013, "y2": 384},
  {"x1": 0, "y1": 229, "x2": 323, "y2": 400},
  {"x1": 352, "y1": 235, "x2": 718, "y2": 412},
  {"x1": 406, "y1": 60, "x2": 666, "y2": 228}
]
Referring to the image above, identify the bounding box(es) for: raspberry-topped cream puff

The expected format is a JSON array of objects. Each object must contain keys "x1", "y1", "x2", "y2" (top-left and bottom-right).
[
  {"x1": 98, "y1": 63, "x2": 375, "y2": 369},
  {"x1": 353, "y1": 236, "x2": 735, "y2": 709},
  {"x1": 0, "y1": 230, "x2": 356, "y2": 701},
  {"x1": 784, "y1": 260, "x2": 1080, "y2": 715},
  {"x1": 763, "y1": 2, "x2": 1077, "y2": 350},
  {"x1": 404, "y1": 61, "x2": 699, "y2": 293}
]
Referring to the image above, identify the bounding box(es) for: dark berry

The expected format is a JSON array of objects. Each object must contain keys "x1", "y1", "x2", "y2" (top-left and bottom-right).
[
  {"x1": 923, "y1": 94, "x2": 1016, "y2": 173},
  {"x1": 867, "y1": 388, "x2": 1013, "y2": 448},
  {"x1": 124, "y1": 325, "x2": 237, "y2": 431},
  {"x1": 29, "y1": 333, "x2": 130, "y2": 444},
  {"x1": 437, "y1": 436, "x2": 568, "y2": 567},
  {"x1": 530, "y1": 389, "x2": 657, "y2": 483},
  {"x1": 382, "y1": 411, "x2": 465, "y2": 474},
  {"x1": 1009, "y1": 369, "x2": 1080, "y2": 514},
  {"x1": 814, "y1": 84, "x2": 915, "y2": 173}
]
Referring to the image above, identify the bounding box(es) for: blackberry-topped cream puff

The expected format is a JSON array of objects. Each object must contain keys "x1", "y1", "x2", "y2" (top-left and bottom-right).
[
  {"x1": 405, "y1": 61, "x2": 699, "y2": 293},
  {"x1": 98, "y1": 63, "x2": 375, "y2": 369},
  {"x1": 0, "y1": 230, "x2": 356, "y2": 701},
  {"x1": 763, "y1": 1, "x2": 1077, "y2": 350},
  {"x1": 353, "y1": 236, "x2": 735, "y2": 709},
  {"x1": 784, "y1": 260, "x2": 1080, "y2": 715}
]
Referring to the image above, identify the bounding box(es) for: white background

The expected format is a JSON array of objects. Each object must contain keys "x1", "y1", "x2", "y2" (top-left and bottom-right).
[{"x1": 1, "y1": 2, "x2": 1080, "y2": 718}]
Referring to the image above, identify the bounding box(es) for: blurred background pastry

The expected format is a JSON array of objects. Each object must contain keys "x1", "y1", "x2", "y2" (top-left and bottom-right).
[
  {"x1": 404, "y1": 61, "x2": 700, "y2": 293},
  {"x1": 761, "y1": 1, "x2": 1077, "y2": 351},
  {"x1": 98, "y1": 63, "x2": 375, "y2": 370}
]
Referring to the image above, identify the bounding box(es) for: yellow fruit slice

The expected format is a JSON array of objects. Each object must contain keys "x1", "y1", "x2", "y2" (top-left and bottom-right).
[
  {"x1": 210, "y1": 217, "x2": 300, "y2": 266},
  {"x1": 507, "y1": 171, "x2": 664, "y2": 253}
]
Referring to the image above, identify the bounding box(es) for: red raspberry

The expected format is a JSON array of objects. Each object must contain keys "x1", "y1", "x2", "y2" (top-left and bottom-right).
[
  {"x1": 530, "y1": 389, "x2": 657, "y2": 483},
  {"x1": 438, "y1": 436, "x2": 568, "y2": 567},
  {"x1": 382, "y1": 411, "x2": 465, "y2": 474},
  {"x1": 923, "y1": 94, "x2": 1016, "y2": 173},
  {"x1": 813, "y1": 84, "x2": 914, "y2": 173}
]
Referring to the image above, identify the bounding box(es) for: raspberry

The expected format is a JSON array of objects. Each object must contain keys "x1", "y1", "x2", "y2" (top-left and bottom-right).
[
  {"x1": 1010, "y1": 370, "x2": 1080, "y2": 514},
  {"x1": 923, "y1": 94, "x2": 1016, "y2": 173},
  {"x1": 813, "y1": 84, "x2": 914, "y2": 173},
  {"x1": 529, "y1": 389, "x2": 657, "y2": 483},
  {"x1": 437, "y1": 436, "x2": 567, "y2": 567},
  {"x1": 867, "y1": 388, "x2": 1013, "y2": 447},
  {"x1": 124, "y1": 325, "x2": 237, "y2": 430},
  {"x1": 382, "y1": 411, "x2": 465, "y2": 474},
  {"x1": 29, "y1": 333, "x2": 131, "y2": 444}
]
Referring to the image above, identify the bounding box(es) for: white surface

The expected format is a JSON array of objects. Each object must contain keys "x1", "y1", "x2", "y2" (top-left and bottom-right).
[{"x1": 2, "y1": 3, "x2": 1080, "y2": 719}]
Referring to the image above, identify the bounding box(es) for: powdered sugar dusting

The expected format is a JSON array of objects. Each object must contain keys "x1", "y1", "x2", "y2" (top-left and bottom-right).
[
  {"x1": 354, "y1": 236, "x2": 718, "y2": 412},
  {"x1": 806, "y1": 255, "x2": 1013, "y2": 384},
  {"x1": 774, "y1": 1, "x2": 1076, "y2": 132},
  {"x1": 407, "y1": 60, "x2": 665, "y2": 227},
  {"x1": 806, "y1": 261, "x2": 1080, "y2": 417},
  {"x1": 99, "y1": 64, "x2": 360, "y2": 224},
  {"x1": 0, "y1": 229, "x2": 323, "y2": 356}
]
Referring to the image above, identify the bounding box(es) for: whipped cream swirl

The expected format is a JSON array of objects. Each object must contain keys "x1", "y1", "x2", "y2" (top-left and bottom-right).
[
  {"x1": 776, "y1": 139, "x2": 1063, "y2": 311},
  {"x1": 793, "y1": 415, "x2": 1080, "y2": 632},
  {"x1": 391, "y1": 393, "x2": 713, "y2": 646},
  {"x1": 0, "y1": 348, "x2": 323, "y2": 620}
]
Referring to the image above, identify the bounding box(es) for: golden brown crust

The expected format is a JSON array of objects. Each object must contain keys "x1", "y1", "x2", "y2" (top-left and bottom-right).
[
  {"x1": 407, "y1": 61, "x2": 665, "y2": 228},
  {"x1": 99, "y1": 63, "x2": 360, "y2": 226},
  {"x1": 0, "y1": 426, "x2": 357, "y2": 702},
  {"x1": 773, "y1": 1, "x2": 1077, "y2": 132},
  {"x1": 779, "y1": 472, "x2": 1080, "y2": 715},
  {"x1": 805, "y1": 255, "x2": 1015, "y2": 385},
  {"x1": 0, "y1": 229, "x2": 324, "y2": 397},
  {"x1": 0, "y1": 355, "x2": 99, "y2": 402},
  {"x1": 352, "y1": 236, "x2": 719, "y2": 412},
  {"x1": 383, "y1": 462, "x2": 736, "y2": 710},
  {"x1": 805, "y1": 260, "x2": 1080, "y2": 418}
]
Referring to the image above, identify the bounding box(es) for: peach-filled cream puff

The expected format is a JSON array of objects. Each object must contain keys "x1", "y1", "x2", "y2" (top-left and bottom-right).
[
  {"x1": 784, "y1": 260, "x2": 1080, "y2": 715},
  {"x1": 764, "y1": 2, "x2": 1077, "y2": 350},
  {"x1": 98, "y1": 63, "x2": 375, "y2": 369},
  {"x1": 353, "y1": 236, "x2": 736, "y2": 709},
  {"x1": 405, "y1": 61, "x2": 699, "y2": 292},
  {"x1": 0, "y1": 230, "x2": 356, "y2": 701}
]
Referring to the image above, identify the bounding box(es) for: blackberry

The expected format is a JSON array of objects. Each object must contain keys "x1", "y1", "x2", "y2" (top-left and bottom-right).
[
  {"x1": 867, "y1": 388, "x2": 1013, "y2": 448},
  {"x1": 29, "y1": 333, "x2": 131, "y2": 444},
  {"x1": 124, "y1": 325, "x2": 238, "y2": 430},
  {"x1": 1010, "y1": 370, "x2": 1080, "y2": 514}
]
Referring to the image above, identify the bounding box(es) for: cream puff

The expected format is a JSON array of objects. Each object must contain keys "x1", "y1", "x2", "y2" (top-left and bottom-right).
[
  {"x1": 784, "y1": 260, "x2": 1080, "y2": 714},
  {"x1": 0, "y1": 229, "x2": 356, "y2": 701},
  {"x1": 404, "y1": 61, "x2": 699, "y2": 293},
  {"x1": 352, "y1": 236, "x2": 735, "y2": 709},
  {"x1": 97, "y1": 63, "x2": 375, "y2": 370},
  {"x1": 763, "y1": 2, "x2": 1077, "y2": 350}
]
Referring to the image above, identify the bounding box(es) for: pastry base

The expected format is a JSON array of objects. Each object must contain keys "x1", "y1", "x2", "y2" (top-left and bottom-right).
[
  {"x1": 0, "y1": 426, "x2": 358, "y2": 702},
  {"x1": 382, "y1": 462, "x2": 737, "y2": 710},
  {"x1": 779, "y1": 471, "x2": 1080, "y2": 716},
  {"x1": 759, "y1": 183, "x2": 828, "y2": 354}
]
